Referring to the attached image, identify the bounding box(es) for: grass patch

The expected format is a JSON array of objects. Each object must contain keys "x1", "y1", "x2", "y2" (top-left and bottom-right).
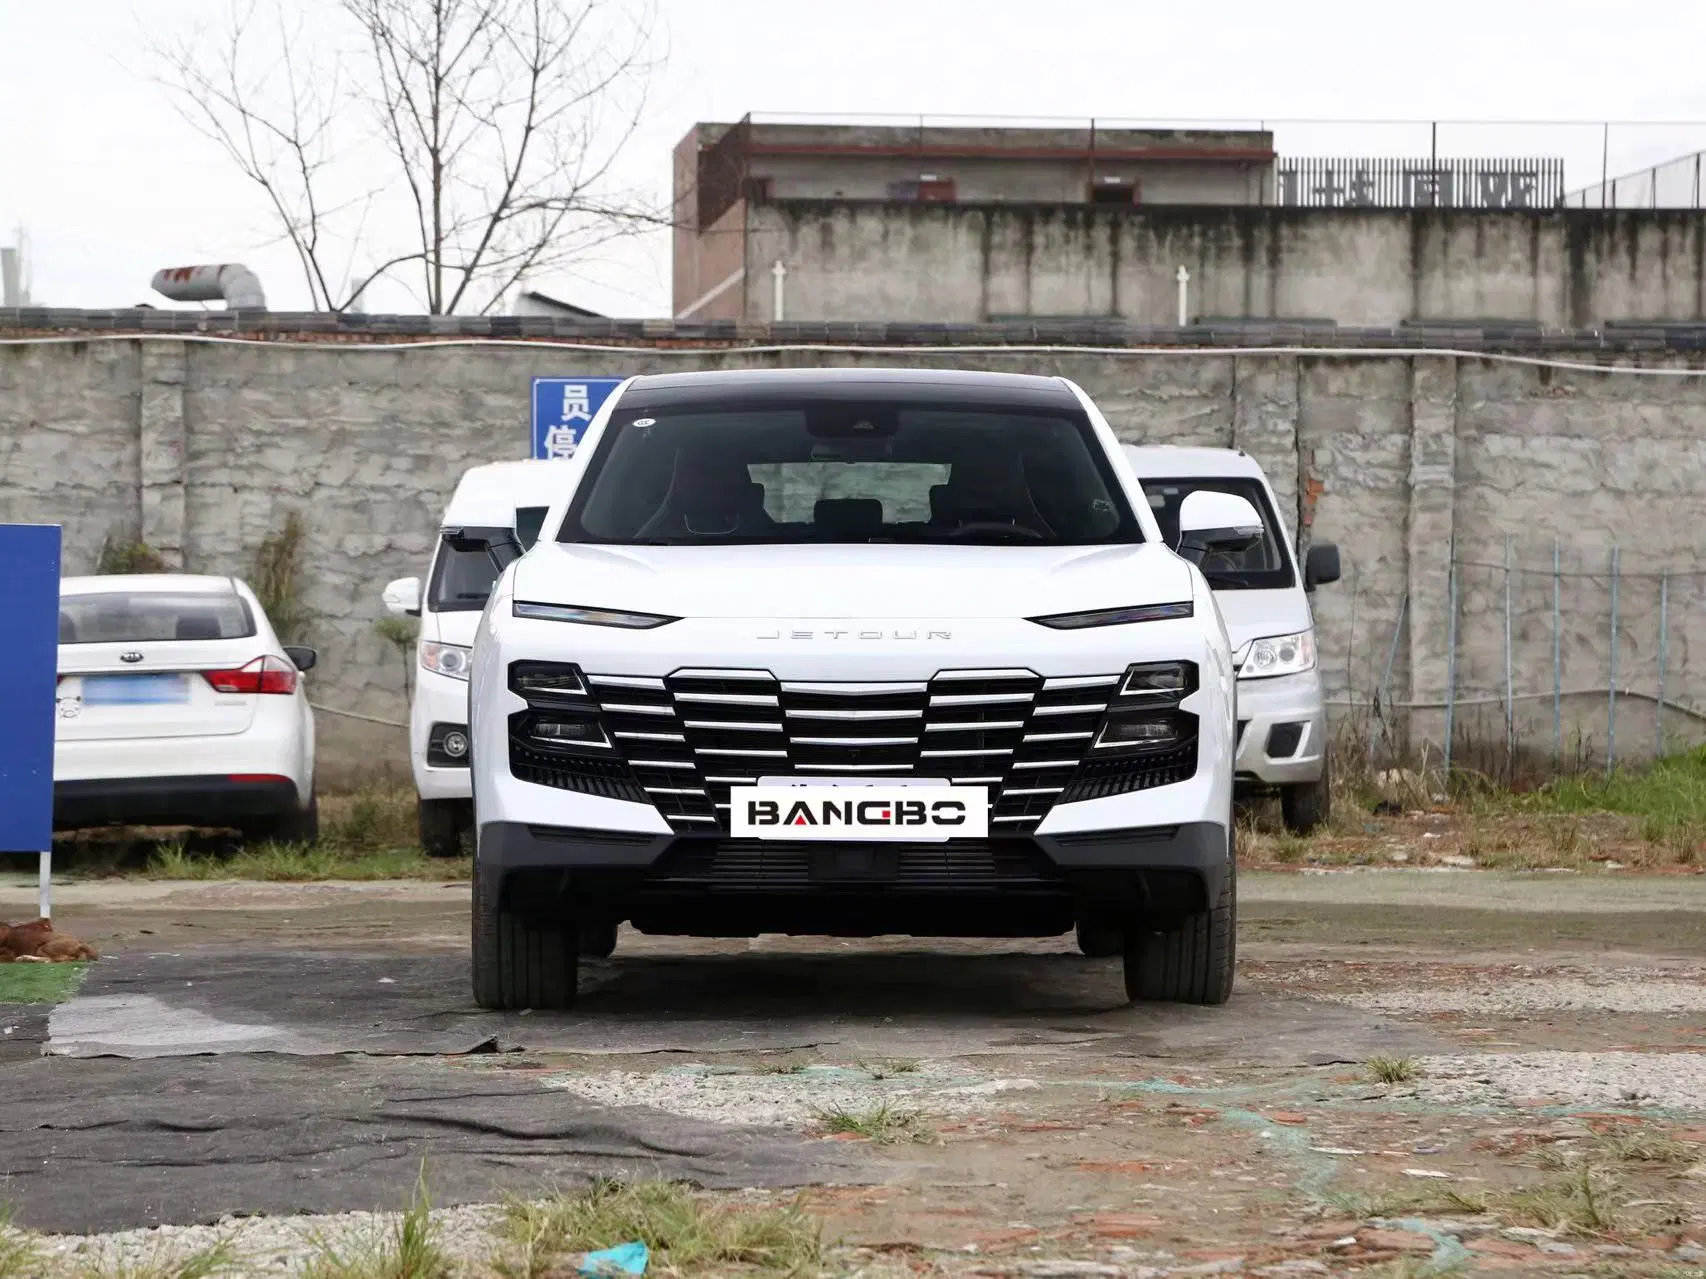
[
  {"x1": 70, "y1": 1240, "x2": 239, "y2": 1279},
  {"x1": 811, "y1": 1102, "x2": 933, "y2": 1145},
  {"x1": 302, "y1": 1170, "x2": 447, "y2": 1279},
  {"x1": 0, "y1": 1209, "x2": 47, "y2": 1279},
  {"x1": 1323, "y1": 1184, "x2": 1488, "y2": 1220},
  {"x1": 1365, "y1": 1055, "x2": 1420, "y2": 1085},
  {"x1": 143, "y1": 841, "x2": 467, "y2": 883},
  {"x1": 1525, "y1": 745, "x2": 1706, "y2": 825},
  {"x1": 858, "y1": 1059, "x2": 920, "y2": 1080},
  {"x1": 1599, "y1": 1128, "x2": 1695, "y2": 1166},
  {"x1": 1506, "y1": 1165, "x2": 1626, "y2": 1237},
  {"x1": 0, "y1": 961, "x2": 89, "y2": 1005},
  {"x1": 498, "y1": 1180, "x2": 822, "y2": 1278}
]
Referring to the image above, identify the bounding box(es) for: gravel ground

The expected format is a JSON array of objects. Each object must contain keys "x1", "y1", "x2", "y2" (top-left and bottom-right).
[
  {"x1": 27, "y1": 1203, "x2": 506, "y2": 1277},
  {"x1": 543, "y1": 1062, "x2": 1042, "y2": 1128},
  {"x1": 1413, "y1": 1051, "x2": 1706, "y2": 1112},
  {"x1": 1314, "y1": 968, "x2": 1706, "y2": 1015}
]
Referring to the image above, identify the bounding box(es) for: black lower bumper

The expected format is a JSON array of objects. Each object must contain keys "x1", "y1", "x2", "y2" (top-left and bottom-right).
[
  {"x1": 55, "y1": 775, "x2": 301, "y2": 830},
  {"x1": 477, "y1": 820, "x2": 1230, "y2": 938}
]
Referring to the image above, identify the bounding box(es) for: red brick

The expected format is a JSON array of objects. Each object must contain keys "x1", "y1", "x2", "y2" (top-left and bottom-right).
[
  {"x1": 1470, "y1": 1239, "x2": 1539, "y2": 1258},
  {"x1": 1266, "y1": 1111, "x2": 1309, "y2": 1125},
  {"x1": 1359, "y1": 1229, "x2": 1433, "y2": 1254}
]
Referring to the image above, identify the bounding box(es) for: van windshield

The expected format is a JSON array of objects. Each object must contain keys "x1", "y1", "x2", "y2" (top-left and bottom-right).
[
  {"x1": 429, "y1": 505, "x2": 554, "y2": 611},
  {"x1": 557, "y1": 401, "x2": 1142, "y2": 546},
  {"x1": 1141, "y1": 477, "x2": 1295, "y2": 590}
]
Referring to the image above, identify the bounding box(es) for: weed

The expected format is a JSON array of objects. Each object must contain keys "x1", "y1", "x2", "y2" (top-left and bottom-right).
[
  {"x1": 374, "y1": 616, "x2": 420, "y2": 700},
  {"x1": 322, "y1": 787, "x2": 417, "y2": 852},
  {"x1": 1507, "y1": 1165, "x2": 1625, "y2": 1237},
  {"x1": 302, "y1": 1167, "x2": 447, "y2": 1279},
  {"x1": 1272, "y1": 832, "x2": 1309, "y2": 864},
  {"x1": 1365, "y1": 1056, "x2": 1420, "y2": 1085},
  {"x1": 250, "y1": 512, "x2": 311, "y2": 645},
  {"x1": 498, "y1": 1180, "x2": 822, "y2": 1277},
  {"x1": 0, "y1": 1209, "x2": 45, "y2": 1279},
  {"x1": 1601, "y1": 1129, "x2": 1694, "y2": 1165},
  {"x1": 96, "y1": 537, "x2": 169, "y2": 575},
  {"x1": 859, "y1": 1059, "x2": 920, "y2": 1080},
  {"x1": 1323, "y1": 1184, "x2": 1487, "y2": 1219},
  {"x1": 754, "y1": 1061, "x2": 806, "y2": 1075},
  {"x1": 72, "y1": 1239, "x2": 240, "y2": 1278},
  {"x1": 811, "y1": 1102, "x2": 933, "y2": 1145}
]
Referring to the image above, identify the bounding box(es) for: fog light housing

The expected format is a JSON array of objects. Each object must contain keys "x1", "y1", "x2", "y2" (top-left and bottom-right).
[
  {"x1": 427, "y1": 722, "x2": 472, "y2": 768},
  {"x1": 441, "y1": 730, "x2": 469, "y2": 759}
]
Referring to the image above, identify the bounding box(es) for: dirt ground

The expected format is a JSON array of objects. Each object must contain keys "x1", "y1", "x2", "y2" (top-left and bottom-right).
[{"x1": 2, "y1": 869, "x2": 1705, "y2": 1277}]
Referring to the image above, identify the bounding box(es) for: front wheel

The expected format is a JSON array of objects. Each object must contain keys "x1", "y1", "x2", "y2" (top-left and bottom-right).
[
  {"x1": 1123, "y1": 839, "x2": 1236, "y2": 1006},
  {"x1": 1075, "y1": 919, "x2": 1123, "y2": 958},
  {"x1": 419, "y1": 798, "x2": 469, "y2": 858},
  {"x1": 1280, "y1": 753, "x2": 1332, "y2": 834},
  {"x1": 471, "y1": 869, "x2": 578, "y2": 1010}
]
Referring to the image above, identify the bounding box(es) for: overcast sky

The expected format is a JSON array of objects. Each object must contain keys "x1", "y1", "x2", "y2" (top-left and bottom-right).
[{"x1": 6, "y1": 0, "x2": 1706, "y2": 316}]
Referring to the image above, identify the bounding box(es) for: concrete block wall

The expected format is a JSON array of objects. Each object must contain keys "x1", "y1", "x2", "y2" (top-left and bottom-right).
[{"x1": 4, "y1": 329, "x2": 1705, "y2": 783}]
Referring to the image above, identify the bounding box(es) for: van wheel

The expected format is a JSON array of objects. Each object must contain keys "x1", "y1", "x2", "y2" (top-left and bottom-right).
[
  {"x1": 1123, "y1": 844, "x2": 1236, "y2": 1006},
  {"x1": 1281, "y1": 755, "x2": 1332, "y2": 834},
  {"x1": 419, "y1": 798, "x2": 467, "y2": 858},
  {"x1": 471, "y1": 869, "x2": 578, "y2": 1010}
]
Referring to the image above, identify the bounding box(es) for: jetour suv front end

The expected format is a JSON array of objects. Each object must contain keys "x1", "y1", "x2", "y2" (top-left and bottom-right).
[{"x1": 465, "y1": 369, "x2": 1255, "y2": 1010}]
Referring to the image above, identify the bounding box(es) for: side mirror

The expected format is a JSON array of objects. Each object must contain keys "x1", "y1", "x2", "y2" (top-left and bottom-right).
[
  {"x1": 1305, "y1": 542, "x2": 1342, "y2": 590},
  {"x1": 382, "y1": 576, "x2": 422, "y2": 618},
  {"x1": 443, "y1": 525, "x2": 523, "y2": 572},
  {"x1": 1177, "y1": 490, "x2": 1264, "y2": 556},
  {"x1": 283, "y1": 645, "x2": 318, "y2": 673}
]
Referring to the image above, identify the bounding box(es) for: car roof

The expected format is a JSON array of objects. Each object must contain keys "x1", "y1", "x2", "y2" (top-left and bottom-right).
[
  {"x1": 60, "y1": 574, "x2": 242, "y2": 598},
  {"x1": 444, "y1": 458, "x2": 582, "y2": 524},
  {"x1": 618, "y1": 367, "x2": 1081, "y2": 412},
  {"x1": 1121, "y1": 444, "x2": 1270, "y2": 481}
]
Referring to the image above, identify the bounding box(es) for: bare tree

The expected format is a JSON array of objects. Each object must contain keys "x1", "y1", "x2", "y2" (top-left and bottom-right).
[{"x1": 152, "y1": 0, "x2": 659, "y2": 313}]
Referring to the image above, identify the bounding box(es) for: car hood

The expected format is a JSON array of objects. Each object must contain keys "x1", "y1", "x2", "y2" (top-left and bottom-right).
[
  {"x1": 509, "y1": 542, "x2": 1196, "y2": 620},
  {"x1": 1210, "y1": 587, "x2": 1314, "y2": 651}
]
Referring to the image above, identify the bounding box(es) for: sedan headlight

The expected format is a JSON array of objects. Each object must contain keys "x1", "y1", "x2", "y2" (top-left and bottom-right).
[
  {"x1": 1028, "y1": 601, "x2": 1194, "y2": 630},
  {"x1": 420, "y1": 641, "x2": 472, "y2": 681},
  {"x1": 513, "y1": 601, "x2": 679, "y2": 629},
  {"x1": 1238, "y1": 630, "x2": 1316, "y2": 680}
]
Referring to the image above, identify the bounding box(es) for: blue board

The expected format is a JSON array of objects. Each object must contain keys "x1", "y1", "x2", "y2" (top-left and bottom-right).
[
  {"x1": 0, "y1": 524, "x2": 61, "y2": 852},
  {"x1": 531, "y1": 377, "x2": 623, "y2": 459}
]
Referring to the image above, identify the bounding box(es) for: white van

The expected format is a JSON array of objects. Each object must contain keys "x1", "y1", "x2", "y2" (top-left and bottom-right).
[
  {"x1": 1122, "y1": 446, "x2": 1341, "y2": 833},
  {"x1": 381, "y1": 459, "x2": 582, "y2": 856}
]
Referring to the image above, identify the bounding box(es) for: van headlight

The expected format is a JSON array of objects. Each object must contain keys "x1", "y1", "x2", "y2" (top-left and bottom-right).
[
  {"x1": 420, "y1": 641, "x2": 472, "y2": 681},
  {"x1": 1238, "y1": 630, "x2": 1316, "y2": 680}
]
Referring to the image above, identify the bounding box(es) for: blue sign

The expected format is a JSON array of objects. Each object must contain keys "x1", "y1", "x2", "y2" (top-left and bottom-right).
[
  {"x1": 531, "y1": 377, "x2": 623, "y2": 460},
  {"x1": 0, "y1": 525, "x2": 61, "y2": 852}
]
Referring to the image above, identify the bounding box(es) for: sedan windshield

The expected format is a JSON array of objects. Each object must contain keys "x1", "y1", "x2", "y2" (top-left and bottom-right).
[{"x1": 558, "y1": 402, "x2": 1143, "y2": 546}]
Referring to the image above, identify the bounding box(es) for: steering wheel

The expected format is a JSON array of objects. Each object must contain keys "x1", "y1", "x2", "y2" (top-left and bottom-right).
[{"x1": 946, "y1": 521, "x2": 1046, "y2": 541}]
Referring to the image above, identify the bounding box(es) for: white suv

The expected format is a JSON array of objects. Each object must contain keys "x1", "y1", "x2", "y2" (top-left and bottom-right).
[{"x1": 461, "y1": 370, "x2": 1261, "y2": 1009}]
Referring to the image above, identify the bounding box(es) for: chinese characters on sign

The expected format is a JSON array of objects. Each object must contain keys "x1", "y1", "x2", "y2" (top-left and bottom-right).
[
  {"x1": 530, "y1": 378, "x2": 623, "y2": 460},
  {"x1": 1276, "y1": 158, "x2": 1564, "y2": 209}
]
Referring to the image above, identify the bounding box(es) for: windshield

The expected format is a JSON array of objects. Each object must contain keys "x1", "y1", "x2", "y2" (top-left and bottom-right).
[
  {"x1": 558, "y1": 402, "x2": 1142, "y2": 546},
  {"x1": 429, "y1": 505, "x2": 553, "y2": 610},
  {"x1": 1140, "y1": 476, "x2": 1295, "y2": 590},
  {"x1": 59, "y1": 591, "x2": 256, "y2": 644}
]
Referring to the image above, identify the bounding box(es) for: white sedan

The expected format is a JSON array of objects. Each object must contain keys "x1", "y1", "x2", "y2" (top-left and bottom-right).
[{"x1": 53, "y1": 574, "x2": 319, "y2": 842}]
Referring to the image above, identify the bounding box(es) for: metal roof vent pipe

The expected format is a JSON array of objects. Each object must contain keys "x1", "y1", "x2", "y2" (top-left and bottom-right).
[{"x1": 150, "y1": 264, "x2": 267, "y2": 310}]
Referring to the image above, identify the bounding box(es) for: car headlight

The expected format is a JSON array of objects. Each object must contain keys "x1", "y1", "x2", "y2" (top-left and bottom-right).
[
  {"x1": 1027, "y1": 601, "x2": 1194, "y2": 630},
  {"x1": 420, "y1": 641, "x2": 472, "y2": 681},
  {"x1": 1238, "y1": 630, "x2": 1316, "y2": 680},
  {"x1": 513, "y1": 601, "x2": 679, "y2": 629}
]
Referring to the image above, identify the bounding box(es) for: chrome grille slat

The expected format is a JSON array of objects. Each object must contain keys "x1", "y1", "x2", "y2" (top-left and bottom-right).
[{"x1": 562, "y1": 666, "x2": 1191, "y2": 835}]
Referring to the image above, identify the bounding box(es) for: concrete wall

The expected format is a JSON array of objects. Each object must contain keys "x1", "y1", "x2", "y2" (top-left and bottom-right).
[
  {"x1": 4, "y1": 332, "x2": 1704, "y2": 783},
  {"x1": 743, "y1": 203, "x2": 1706, "y2": 326}
]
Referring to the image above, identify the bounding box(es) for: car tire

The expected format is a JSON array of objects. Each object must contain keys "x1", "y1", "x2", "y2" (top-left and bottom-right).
[
  {"x1": 419, "y1": 798, "x2": 467, "y2": 858},
  {"x1": 471, "y1": 868, "x2": 578, "y2": 1010},
  {"x1": 1074, "y1": 919, "x2": 1123, "y2": 958},
  {"x1": 579, "y1": 921, "x2": 619, "y2": 959},
  {"x1": 1280, "y1": 753, "x2": 1332, "y2": 835},
  {"x1": 1122, "y1": 836, "x2": 1236, "y2": 1006},
  {"x1": 241, "y1": 793, "x2": 319, "y2": 846}
]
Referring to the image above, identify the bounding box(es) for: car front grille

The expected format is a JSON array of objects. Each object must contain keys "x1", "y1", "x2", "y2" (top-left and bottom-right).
[
  {"x1": 643, "y1": 838, "x2": 1064, "y2": 892},
  {"x1": 507, "y1": 664, "x2": 1199, "y2": 833}
]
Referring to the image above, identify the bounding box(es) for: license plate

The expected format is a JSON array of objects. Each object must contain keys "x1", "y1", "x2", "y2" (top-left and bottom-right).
[
  {"x1": 729, "y1": 783, "x2": 989, "y2": 841},
  {"x1": 80, "y1": 673, "x2": 189, "y2": 706}
]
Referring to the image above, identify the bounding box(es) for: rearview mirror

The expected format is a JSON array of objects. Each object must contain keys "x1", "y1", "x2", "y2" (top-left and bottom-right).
[
  {"x1": 283, "y1": 645, "x2": 318, "y2": 672},
  {"x1": 443, "y1": 525, "x2": 524, "y2": 573},
  {"x1": 381, "y1": 576, "x2": 421, "y2": 618},
  {"x1": 1305, "y1": 542, "x2": 1342, "y2": 590},
  {"x1": 1177, "y1": 490, "x2": 1264, "y2": 556}
]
